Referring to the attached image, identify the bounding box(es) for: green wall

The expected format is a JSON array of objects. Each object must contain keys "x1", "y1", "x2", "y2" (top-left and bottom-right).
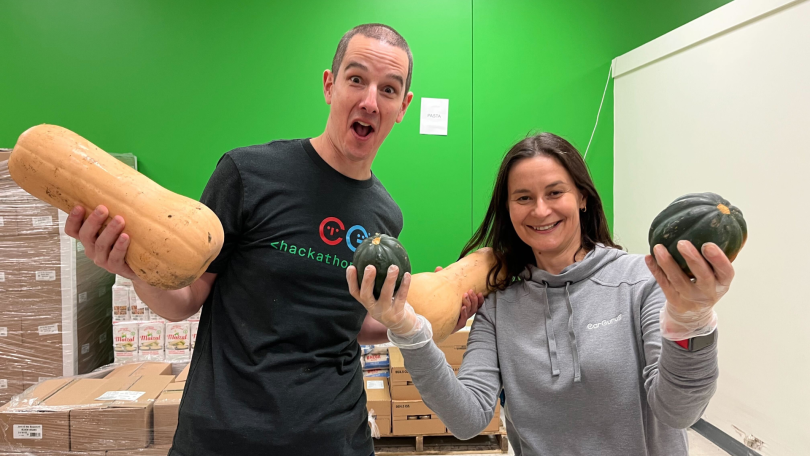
[
  {"x1": 0, "y1": 0, "x2": 729, "y2": 273},
  {"x1": 471, "y1": 0, "x2": 732, "y2": 227}
]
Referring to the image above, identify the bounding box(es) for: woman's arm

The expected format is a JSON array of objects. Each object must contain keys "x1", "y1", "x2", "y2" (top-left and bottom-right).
[{"x1": 392, "y1": 294, "x2": 502, "y2": 440}]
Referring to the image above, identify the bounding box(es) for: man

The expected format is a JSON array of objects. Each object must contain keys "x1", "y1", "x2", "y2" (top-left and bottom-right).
[{"x1": 65, "y1": 24, "x2": 477, "y2": 455}]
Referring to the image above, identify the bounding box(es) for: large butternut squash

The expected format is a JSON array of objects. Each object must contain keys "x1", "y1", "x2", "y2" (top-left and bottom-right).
[
  {"x1": 8, "y1": 124, "x2": 224, "y2": 290},
  {"x1": 408, "y1": 248, "x2": 501, "y2": 343}
]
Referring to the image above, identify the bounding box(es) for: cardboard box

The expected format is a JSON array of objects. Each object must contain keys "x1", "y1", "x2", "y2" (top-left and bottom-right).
[
  {"x1": 439, "y1": 345, "x2": 467, "y2": 365},
  {"x1": 392, "y1": 400, "x2": 446, "y2": 436},
  {"x1": 364, "y1": 376, "x2": 391, "y2": 436},
  {"x1": 69, "y1": 375, "x2": 175, "y2": 451},
  {"x1": 0, "y1": 315, "x2": 23, "y2": 372},
  {"x1": 0, "y1": 378, "x2": 75, "y2": 452},
  {"x1": 153, "y1": 381, "x2": 185, "y2": 446},
  {"x1": 106, "y1": 362, "x2": 173, "y2": 379},
  {"x1": 16, "y1": 205, "x2": 60, "y2": 236},
  {"x1": 174, "y1": 363, "x2": 190, "y2": 383},
  {"x1": 106, "y1": 444, "x2": 171, "y2": 456},
  {"x1": 438, "y1": 326, "x2": 470, "y2": 347},
  {"x1": 0, "y1": 451, "x2": 104, "y2": 456},
  {"x1": 0, "y1": 367, "x2": 23, "y2": 406},
  {"x1": 389, "y1": 347, "x2": 460, "y2": 400},
  {"x1": 373, "y1": 418, "x2": 391, "y2": 438}
]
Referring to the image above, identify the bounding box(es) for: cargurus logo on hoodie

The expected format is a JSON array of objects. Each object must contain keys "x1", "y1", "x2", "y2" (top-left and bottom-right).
[{"x1": 587, "y1": 314, "x2": 622, "y2": 330}]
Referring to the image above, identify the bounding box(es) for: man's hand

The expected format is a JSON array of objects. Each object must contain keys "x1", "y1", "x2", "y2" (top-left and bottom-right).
[
  {"x1": 646, "y1": 241, "x2": 735, "y2": 340},
  {"x1": 65, "y1": 205, "x2": 138, "y2": 281},
  {"x1": 435, "y1": 266, "x2": 484, "y2": 334}
]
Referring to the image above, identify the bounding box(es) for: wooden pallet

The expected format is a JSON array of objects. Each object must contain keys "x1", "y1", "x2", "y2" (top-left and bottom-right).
[{"x1": 374, "y1": 428, "x2": 508, "y2": 455}]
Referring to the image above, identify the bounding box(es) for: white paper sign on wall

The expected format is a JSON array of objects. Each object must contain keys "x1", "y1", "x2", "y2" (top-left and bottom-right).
[{"x1": 420, "y1": 98, "x2": 449, "y2": 136}]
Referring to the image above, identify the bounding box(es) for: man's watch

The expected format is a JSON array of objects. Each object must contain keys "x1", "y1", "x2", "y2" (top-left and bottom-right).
[{"x1": 673, "y1": 330, "x2": 717, "y2": 352}]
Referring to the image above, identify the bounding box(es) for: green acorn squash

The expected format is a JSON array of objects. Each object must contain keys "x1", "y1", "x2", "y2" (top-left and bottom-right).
[
  {"x1": 353, "y1": 233, "x2": 412, "y2": 299},
  {"x1": 649, "y1": 192, "x2": 747, "y2": 277}
]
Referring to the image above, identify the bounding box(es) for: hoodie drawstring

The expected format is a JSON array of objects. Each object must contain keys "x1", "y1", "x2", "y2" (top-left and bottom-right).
[
  {"x1": 540, "y1": 282, "x2": 561, "y2": 377},
  {"x1": 564, "y1": 282, "x2": 582, "y2": 383}
]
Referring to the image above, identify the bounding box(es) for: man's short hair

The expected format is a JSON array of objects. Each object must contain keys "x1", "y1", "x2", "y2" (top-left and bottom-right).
[{"x1": 331, "y1": 23, "x2": 413, "y2": 96}]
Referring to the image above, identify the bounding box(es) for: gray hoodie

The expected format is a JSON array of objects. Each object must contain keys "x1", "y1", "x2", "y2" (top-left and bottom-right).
[{"x1": 392, "y1": 245, "x2": 719, "y2": 456}]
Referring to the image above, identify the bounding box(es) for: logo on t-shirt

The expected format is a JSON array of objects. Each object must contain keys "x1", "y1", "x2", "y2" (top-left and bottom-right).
[{"x1": 319, "y1": 216, "x2": 369, "y2": 252}]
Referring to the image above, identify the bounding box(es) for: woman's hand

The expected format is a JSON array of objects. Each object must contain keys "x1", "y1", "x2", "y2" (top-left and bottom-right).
[
  {"x1": 646, "y1": 241, "x2": 735, "y2": 340},
  {"x1": 347, "y1": 265, "x2": 420, "y2": 337}
]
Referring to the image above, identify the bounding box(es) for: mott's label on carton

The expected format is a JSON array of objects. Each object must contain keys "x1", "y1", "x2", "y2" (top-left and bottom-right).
[
  {"x1": 38, "y1": 324, "x2": 59, "y2": 335},
  {"x1": 139, "y1": 321, "x2": 165, "y2": 352},
  {"x1": 165, "y1": 321, "x2": 190, "y2": 360},
  {"x1": 35, "y1": 270, "x2": 56, "y2": 281},
  {"x1": 0, "y1": 327, "x2": 7, "y2": 337},
  {"x1": 31, "y1": 216, "x2": 53, "y2": 227},
  {"x1": 113, "y1": 322, "x2": 138, "y2": 353},
  {"x1": 13, "y1": 424, "x2": 43, "y2": 439}
]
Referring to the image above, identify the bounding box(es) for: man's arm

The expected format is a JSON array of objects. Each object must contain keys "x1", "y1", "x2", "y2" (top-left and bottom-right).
[
  {"x1": 358, "y1": 313, "x2": 390, "y2": 345},
  {"x1": 134, "y1": 272, "x2": 217, "y2": 322}
]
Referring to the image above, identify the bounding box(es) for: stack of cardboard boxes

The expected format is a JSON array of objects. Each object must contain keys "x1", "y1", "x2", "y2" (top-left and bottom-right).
[
  {"x1": 0, "y1": 361, "x2": 185, "y2": 455},
  {"x1": 366, "y1": 325, "x2": 501, "y2": 437},
  {"x1": 0, "y1": 152, "x2": 116, "y2": 406}
]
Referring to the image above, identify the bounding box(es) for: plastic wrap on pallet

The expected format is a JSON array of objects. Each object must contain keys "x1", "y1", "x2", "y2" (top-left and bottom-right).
[
  {"x1": 0, "y1": 152, "x2": 116, "y2": 409},
  {"x1": 0, "y1": 360, "x2": 185, "y2": 455}
]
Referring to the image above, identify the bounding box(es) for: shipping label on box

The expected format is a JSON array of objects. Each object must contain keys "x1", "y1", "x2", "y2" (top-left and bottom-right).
[
  {"x1": 13, "y1": 424, "x2": 43, "y2": 439},
  {"x1": 35, "y1": 270, "x2": 57, "y2": 282},
  {"x1": 38, "y1": 323, "x2": 59, "y2": 336}
]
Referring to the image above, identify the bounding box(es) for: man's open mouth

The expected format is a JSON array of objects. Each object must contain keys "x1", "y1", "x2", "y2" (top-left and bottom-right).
[{"x1": 352, "y1": 121, "x2": 374, "y2": 139}]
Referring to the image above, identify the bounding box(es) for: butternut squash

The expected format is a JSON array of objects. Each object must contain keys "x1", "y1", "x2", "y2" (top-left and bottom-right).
[
  {"x1": 9, "y1": 124, "x2": 224, "y2": 290},
  {"x1": 408, "y1": 248, "x2": 502, "y2": 343}
]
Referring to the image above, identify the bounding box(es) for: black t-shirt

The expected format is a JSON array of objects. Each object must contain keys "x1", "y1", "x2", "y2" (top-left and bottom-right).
[{"x1": 169, "y1": 139, "x2": 403, "y2": 456}]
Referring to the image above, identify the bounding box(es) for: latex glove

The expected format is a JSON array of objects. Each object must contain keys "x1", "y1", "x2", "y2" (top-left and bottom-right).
[
  {"x1": 646, "y1": 241, "x2": 735, "y2": 340},
  {"x1": 434, "y1": 266, "x2": 485, "y2": 334},
  {"x1": 347, "y1": 264, "x2": 421, "y2": 338}
]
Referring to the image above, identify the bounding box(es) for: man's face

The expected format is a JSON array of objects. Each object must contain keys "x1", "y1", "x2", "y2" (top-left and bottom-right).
[{"x1": 323, "y1": 35, "x2": 413, "y2": 164}]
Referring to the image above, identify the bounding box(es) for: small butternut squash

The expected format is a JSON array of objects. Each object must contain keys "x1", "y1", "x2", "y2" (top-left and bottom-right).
[
  {"x1": 408, "y1": 248, "x2": 501, "y2": 343},
  {"x1": 9, "y1": 124, "x2": 224, "y2": 290}
]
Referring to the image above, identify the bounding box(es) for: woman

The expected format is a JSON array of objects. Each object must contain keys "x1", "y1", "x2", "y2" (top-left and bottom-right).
[{"x1": 347, "y1": 133, "x2": 732, "y2": 456}]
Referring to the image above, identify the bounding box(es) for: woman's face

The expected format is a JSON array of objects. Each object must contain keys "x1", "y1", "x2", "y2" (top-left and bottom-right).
[{"x1": 507, "y1": 155, "x2": 586, "y2": 260}]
